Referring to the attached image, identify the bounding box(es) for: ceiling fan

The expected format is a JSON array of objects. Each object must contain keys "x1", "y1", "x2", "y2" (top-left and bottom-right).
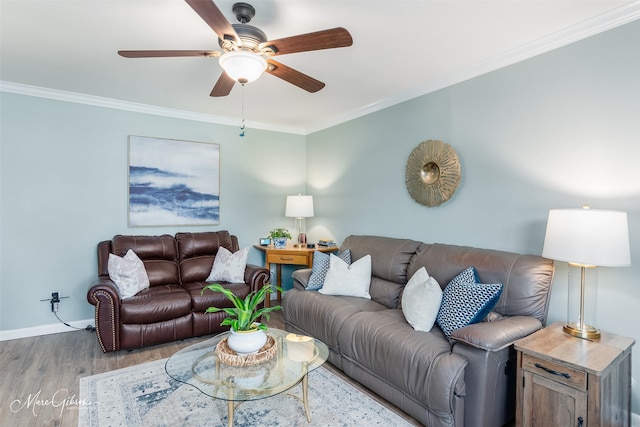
[{"x1": 118, "y1": 0, "x2": 353, "y2": 97}]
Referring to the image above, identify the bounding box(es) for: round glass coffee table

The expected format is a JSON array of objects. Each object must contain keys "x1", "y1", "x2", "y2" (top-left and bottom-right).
[{"x1": 165, "y1": 328, "x2": 328, "y2": 426}]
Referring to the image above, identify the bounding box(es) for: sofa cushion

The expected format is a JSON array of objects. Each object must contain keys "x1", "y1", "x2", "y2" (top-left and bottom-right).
[
  {"x1": 341, "y1": 235, "x2": 421, "y2": 284},
  {"x1": 436, "y1": 267, "x2": 503, "y2": 337},
  {"x1": 120, "y1": 315, "x2": 193, "y2": 349},
  {"x1": 119, "y1": 285, "x2": 191, "y2": 323},
  {"x1": 112, "y1": 234, "x2": 179, "y2": 287},
  {"x1": 186, "y1": 282, "x2": 250, "y2": 312},
  {"x1": 176, "y1": 231, "x2": 237, "y2": 283},
  {"x1": 341, "y1": 235, "x2": 421, "y2": 308},
  {"x1": 408, "y1": 243, "x2": 554, "y2": 323},
  {"x1": 206, "y1": 246, "x2": 249, "y2": 283},
  {"x1": 338, "y1": 309, "x2": 467, "y2": 413},
  {"x1": 176, "y1": 230, "x2": 234, "y2": 260},
  {"x1": 402, "y1": 267, "x2": 442, "y2": 332},
  {"x1": 108, "y1": 249, "x2": 150, "y2": 298},
  {"x1": 112, "y1": 234, "x2": 177, "y2": 260},
  {"x1": 319, "y1": 254, "x2": 371, "y2": 298},
  {"x1": 282, "y1": 288, "x2": 387, "y2": 353},
  {"x1": 306, "y1": 249, "x2": 351, "y2": 290}
]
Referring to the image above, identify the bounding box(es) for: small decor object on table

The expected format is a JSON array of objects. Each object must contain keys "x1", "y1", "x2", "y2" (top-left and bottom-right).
[
  {"x1": 269, "y1": 228, "x2": 292, "y2": 249},
  {"x1": 201, "y1": 283, "x2": 282, "y2": 356},
  {"x1": 259, "y1": 237, "x2": 271, "y2": 246},
  {"x1": 317, "y1": 239, "x2": 337, "y2": 248},
  {"x1": 215, "y1": 334, "x2": 278, "y2": 367},
  {"x1": 286, "y1": 333, "x2": 316, "y2": 362}
]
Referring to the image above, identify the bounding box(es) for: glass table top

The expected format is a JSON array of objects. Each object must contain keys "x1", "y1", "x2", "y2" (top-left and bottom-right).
[{"x1": 165, "y1": 328, "x2": 328, "y2": 402}]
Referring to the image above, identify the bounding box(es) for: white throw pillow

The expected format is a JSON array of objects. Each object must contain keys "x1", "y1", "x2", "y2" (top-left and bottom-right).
[
  {"x1": 319, "y1": 254, "x2": 372, "y2": 299},
  {"x1": 206, "y1": 247, "x2": 249, "y2": 283},
  {"x1": 108, "y1": 249, "x2": 150, "y2": 299},
  {"x1": 402, "y1": 267, "x2": 442, "y2": 332}
]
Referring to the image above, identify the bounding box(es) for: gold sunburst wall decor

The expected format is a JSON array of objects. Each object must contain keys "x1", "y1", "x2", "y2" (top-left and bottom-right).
[{"x1": 405, "y1": 140, "x2": 461, "y2": 207}]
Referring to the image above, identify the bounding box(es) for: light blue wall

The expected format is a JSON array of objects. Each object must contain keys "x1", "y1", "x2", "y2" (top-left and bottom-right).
[
  {"x1": 306, "y1": 20, "x2": 640, "y2": 413},
  {"x1": 0, "y1": 93, "x2": 306, "y2": 330}
]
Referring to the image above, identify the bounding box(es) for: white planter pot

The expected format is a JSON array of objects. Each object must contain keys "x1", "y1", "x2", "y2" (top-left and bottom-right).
[
  {"x1": 273, "y1": 237, "x2": 287, "y2": 249},
  {"x1": 227, "y1": 327, "x2": 268, "y2": 355}
]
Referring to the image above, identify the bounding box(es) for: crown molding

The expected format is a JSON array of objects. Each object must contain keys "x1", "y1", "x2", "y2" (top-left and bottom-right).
[
  {"x1": 304, "y1": 1, "x2": 640, "y2": 134},
  {"x1": 0, "y1": 81, "x2": 306, "y2": 135}
]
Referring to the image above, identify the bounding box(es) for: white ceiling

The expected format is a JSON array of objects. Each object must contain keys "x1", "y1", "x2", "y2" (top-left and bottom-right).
[{"x1": 1, "y1": 0, "x2": 638, "y2": 134}]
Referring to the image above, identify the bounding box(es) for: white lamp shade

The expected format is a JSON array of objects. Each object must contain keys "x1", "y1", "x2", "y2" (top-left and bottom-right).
[
  {"x1": 542, "y1": 208, "x2": 631, "y2": 267},
  {"x1": 285, "y1": 195, "x2": 314, "y2": 218},
  {"x1": 219, "y1": 51, "x2": 267, "y2": 83}
]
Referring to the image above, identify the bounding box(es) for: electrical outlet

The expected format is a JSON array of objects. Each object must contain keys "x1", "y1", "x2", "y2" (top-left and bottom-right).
[{"x1": 51, "y1": 291, "x2": 60, "y2": 312}]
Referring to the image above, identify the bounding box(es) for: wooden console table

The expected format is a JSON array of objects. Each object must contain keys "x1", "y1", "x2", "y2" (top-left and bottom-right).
[{"x1": 253, "y1": 243, "x2": 336, "y2": 307}]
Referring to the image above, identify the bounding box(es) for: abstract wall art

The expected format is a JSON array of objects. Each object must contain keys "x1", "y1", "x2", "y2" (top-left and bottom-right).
[{"x1": 128, "y1": 136, "x2": 220, "y2": 227}]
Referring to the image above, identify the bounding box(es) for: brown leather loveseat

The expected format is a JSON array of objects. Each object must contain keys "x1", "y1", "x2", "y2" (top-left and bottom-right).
[
  {"x1": 284, "y1": 235, "x2": 554, "y2": 427},
  {"x1": 87, "y1": 230, "x2": 269, "y2": 352}
]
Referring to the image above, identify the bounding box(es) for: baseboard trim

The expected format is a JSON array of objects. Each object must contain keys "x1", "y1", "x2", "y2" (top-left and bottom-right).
[{"x1": 0, "y1": 318, "x2": 94, "y2": 341}]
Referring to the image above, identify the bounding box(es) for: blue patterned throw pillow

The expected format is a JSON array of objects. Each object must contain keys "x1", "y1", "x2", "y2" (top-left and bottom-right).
[
  {"x1": 436, "y1": 266, "x2": 503, "y2": 337},
  {"x1": 306, "y1": 249, "x2": 351, "y2": 290}
]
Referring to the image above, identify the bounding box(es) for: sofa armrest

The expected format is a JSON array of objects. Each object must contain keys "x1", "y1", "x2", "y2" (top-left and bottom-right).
[
  {"x1": 291, "y1": 268, "x2": 312, "y2": 290},
  {"x1": 244, "y1": 263, "x2": 270, "y2": 293},
  {"x1": 87, "y1": 277, "x2": 122, "y2": 352},
  {"x1": 449, "y1": 316, "x2": 542, "y2": 352}
]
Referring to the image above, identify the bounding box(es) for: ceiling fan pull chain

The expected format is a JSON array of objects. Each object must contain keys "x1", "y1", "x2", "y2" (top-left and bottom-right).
[{"x1": 239, "y1": 83, "x2": 246, "y2": 137}]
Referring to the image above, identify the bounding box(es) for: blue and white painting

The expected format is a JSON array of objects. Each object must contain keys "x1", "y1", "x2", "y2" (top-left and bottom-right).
[{"x1": 128, "y1": 136, "x2": 220, "y2": 226}]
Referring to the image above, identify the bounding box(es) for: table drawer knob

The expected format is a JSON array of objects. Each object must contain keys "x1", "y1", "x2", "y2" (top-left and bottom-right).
[{"x1": 534, "y1": 362, "x2": 571, "y2": 379}]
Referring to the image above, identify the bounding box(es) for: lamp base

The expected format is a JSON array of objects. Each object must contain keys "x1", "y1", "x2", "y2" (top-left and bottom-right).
[
  {"x1": 293, "y1": 234, "x2": 306, "y2": 248},
  {"x1": 563, "y1": 322, "x2": 601, "y2": 340}
]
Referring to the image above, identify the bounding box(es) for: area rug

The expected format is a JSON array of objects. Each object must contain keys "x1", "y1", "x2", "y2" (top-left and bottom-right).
[{"x1": 78, "y1": 358, "x2": 414, "y2": 427}]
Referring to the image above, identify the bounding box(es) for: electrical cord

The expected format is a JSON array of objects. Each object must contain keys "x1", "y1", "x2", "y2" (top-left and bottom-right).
[{"x1": 54, "y1": 311, "x2": 96, "y2": 331}]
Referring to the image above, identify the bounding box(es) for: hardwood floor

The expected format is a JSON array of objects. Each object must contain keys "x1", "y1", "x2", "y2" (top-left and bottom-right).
[{"x1": 0, "y1": 312, "x2": 422, "y2": 426}]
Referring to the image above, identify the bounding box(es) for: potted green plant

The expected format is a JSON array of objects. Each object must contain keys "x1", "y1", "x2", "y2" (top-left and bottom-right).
[
  {"x1": 201, "y1": 283, "x2": 282, "y2": 355},
  {"x1": 269, "y1": 228, "x2": 292, "y2": 249}
]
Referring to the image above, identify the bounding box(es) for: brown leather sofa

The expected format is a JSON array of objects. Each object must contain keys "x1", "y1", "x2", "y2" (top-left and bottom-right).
[
  {"x1": 283, "y1": 235, "x2": 554, "y2": 427},
  {"x1": 87, "y1": 231, "x2": 269, "y2": 352}
]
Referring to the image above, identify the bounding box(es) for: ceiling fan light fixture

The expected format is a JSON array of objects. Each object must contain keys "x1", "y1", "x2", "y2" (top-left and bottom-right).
[{"x1": 219, "y1": 50, "x2": 267, "y2": 84}]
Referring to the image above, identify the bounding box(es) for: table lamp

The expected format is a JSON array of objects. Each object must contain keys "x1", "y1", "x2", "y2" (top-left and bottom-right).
[
  {"x1": 285, "y1": 194, "x2": 314, "y2": 247},
  {"x1": 542, "y1": 205, "x2": 630, "y2": 339}
]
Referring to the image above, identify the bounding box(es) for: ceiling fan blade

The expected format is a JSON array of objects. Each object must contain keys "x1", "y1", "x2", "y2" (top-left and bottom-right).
[
  {"x1": 266, "y1": 59, "x2": 325, "y2": 93},
  {"x1": 118, "y1": 50, "x2": 219, "y2": 58},
  {"x1": 260, "y1": 27, "x2": 352, "y2": 56},
  {"x1": 185, "y1": 0, "x2": 239, "y2": 44},
  {"x1": 210, "y1": 72, "x2": 235, "y2": 97}
]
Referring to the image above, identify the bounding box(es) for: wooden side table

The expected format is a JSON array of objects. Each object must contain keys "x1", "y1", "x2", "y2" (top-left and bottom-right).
[
  {"x1": 253, "y1": 243, "x2": 336, "y2": 307},
  {"x1": 514, "y1": 322, "x2": 635, "y2": 427}
]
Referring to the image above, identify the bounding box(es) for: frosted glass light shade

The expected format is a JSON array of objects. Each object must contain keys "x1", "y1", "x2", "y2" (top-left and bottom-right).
[
  {"x1": 285, "y1": 195, "x2": 314, "y2": 218},
  {"x1": 219, "y1": 51, "x2": 267, "y2": 84},
  {"x1": 542, "y1": 208, "x2": 630, "y2": 267}
]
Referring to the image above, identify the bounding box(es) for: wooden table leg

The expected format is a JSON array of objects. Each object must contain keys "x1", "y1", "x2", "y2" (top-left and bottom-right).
[
  {"x1": 276, "y1": 264, "x2": 282, "y2": 302},
  {"x1": 265, "y1": 261, "x2": 271, "y2": 309}
]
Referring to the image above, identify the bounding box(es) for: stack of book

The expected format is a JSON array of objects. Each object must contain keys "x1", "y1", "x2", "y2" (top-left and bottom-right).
[{"x1": 317, "y1": 239, "x2": 337, "y2": 247}]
